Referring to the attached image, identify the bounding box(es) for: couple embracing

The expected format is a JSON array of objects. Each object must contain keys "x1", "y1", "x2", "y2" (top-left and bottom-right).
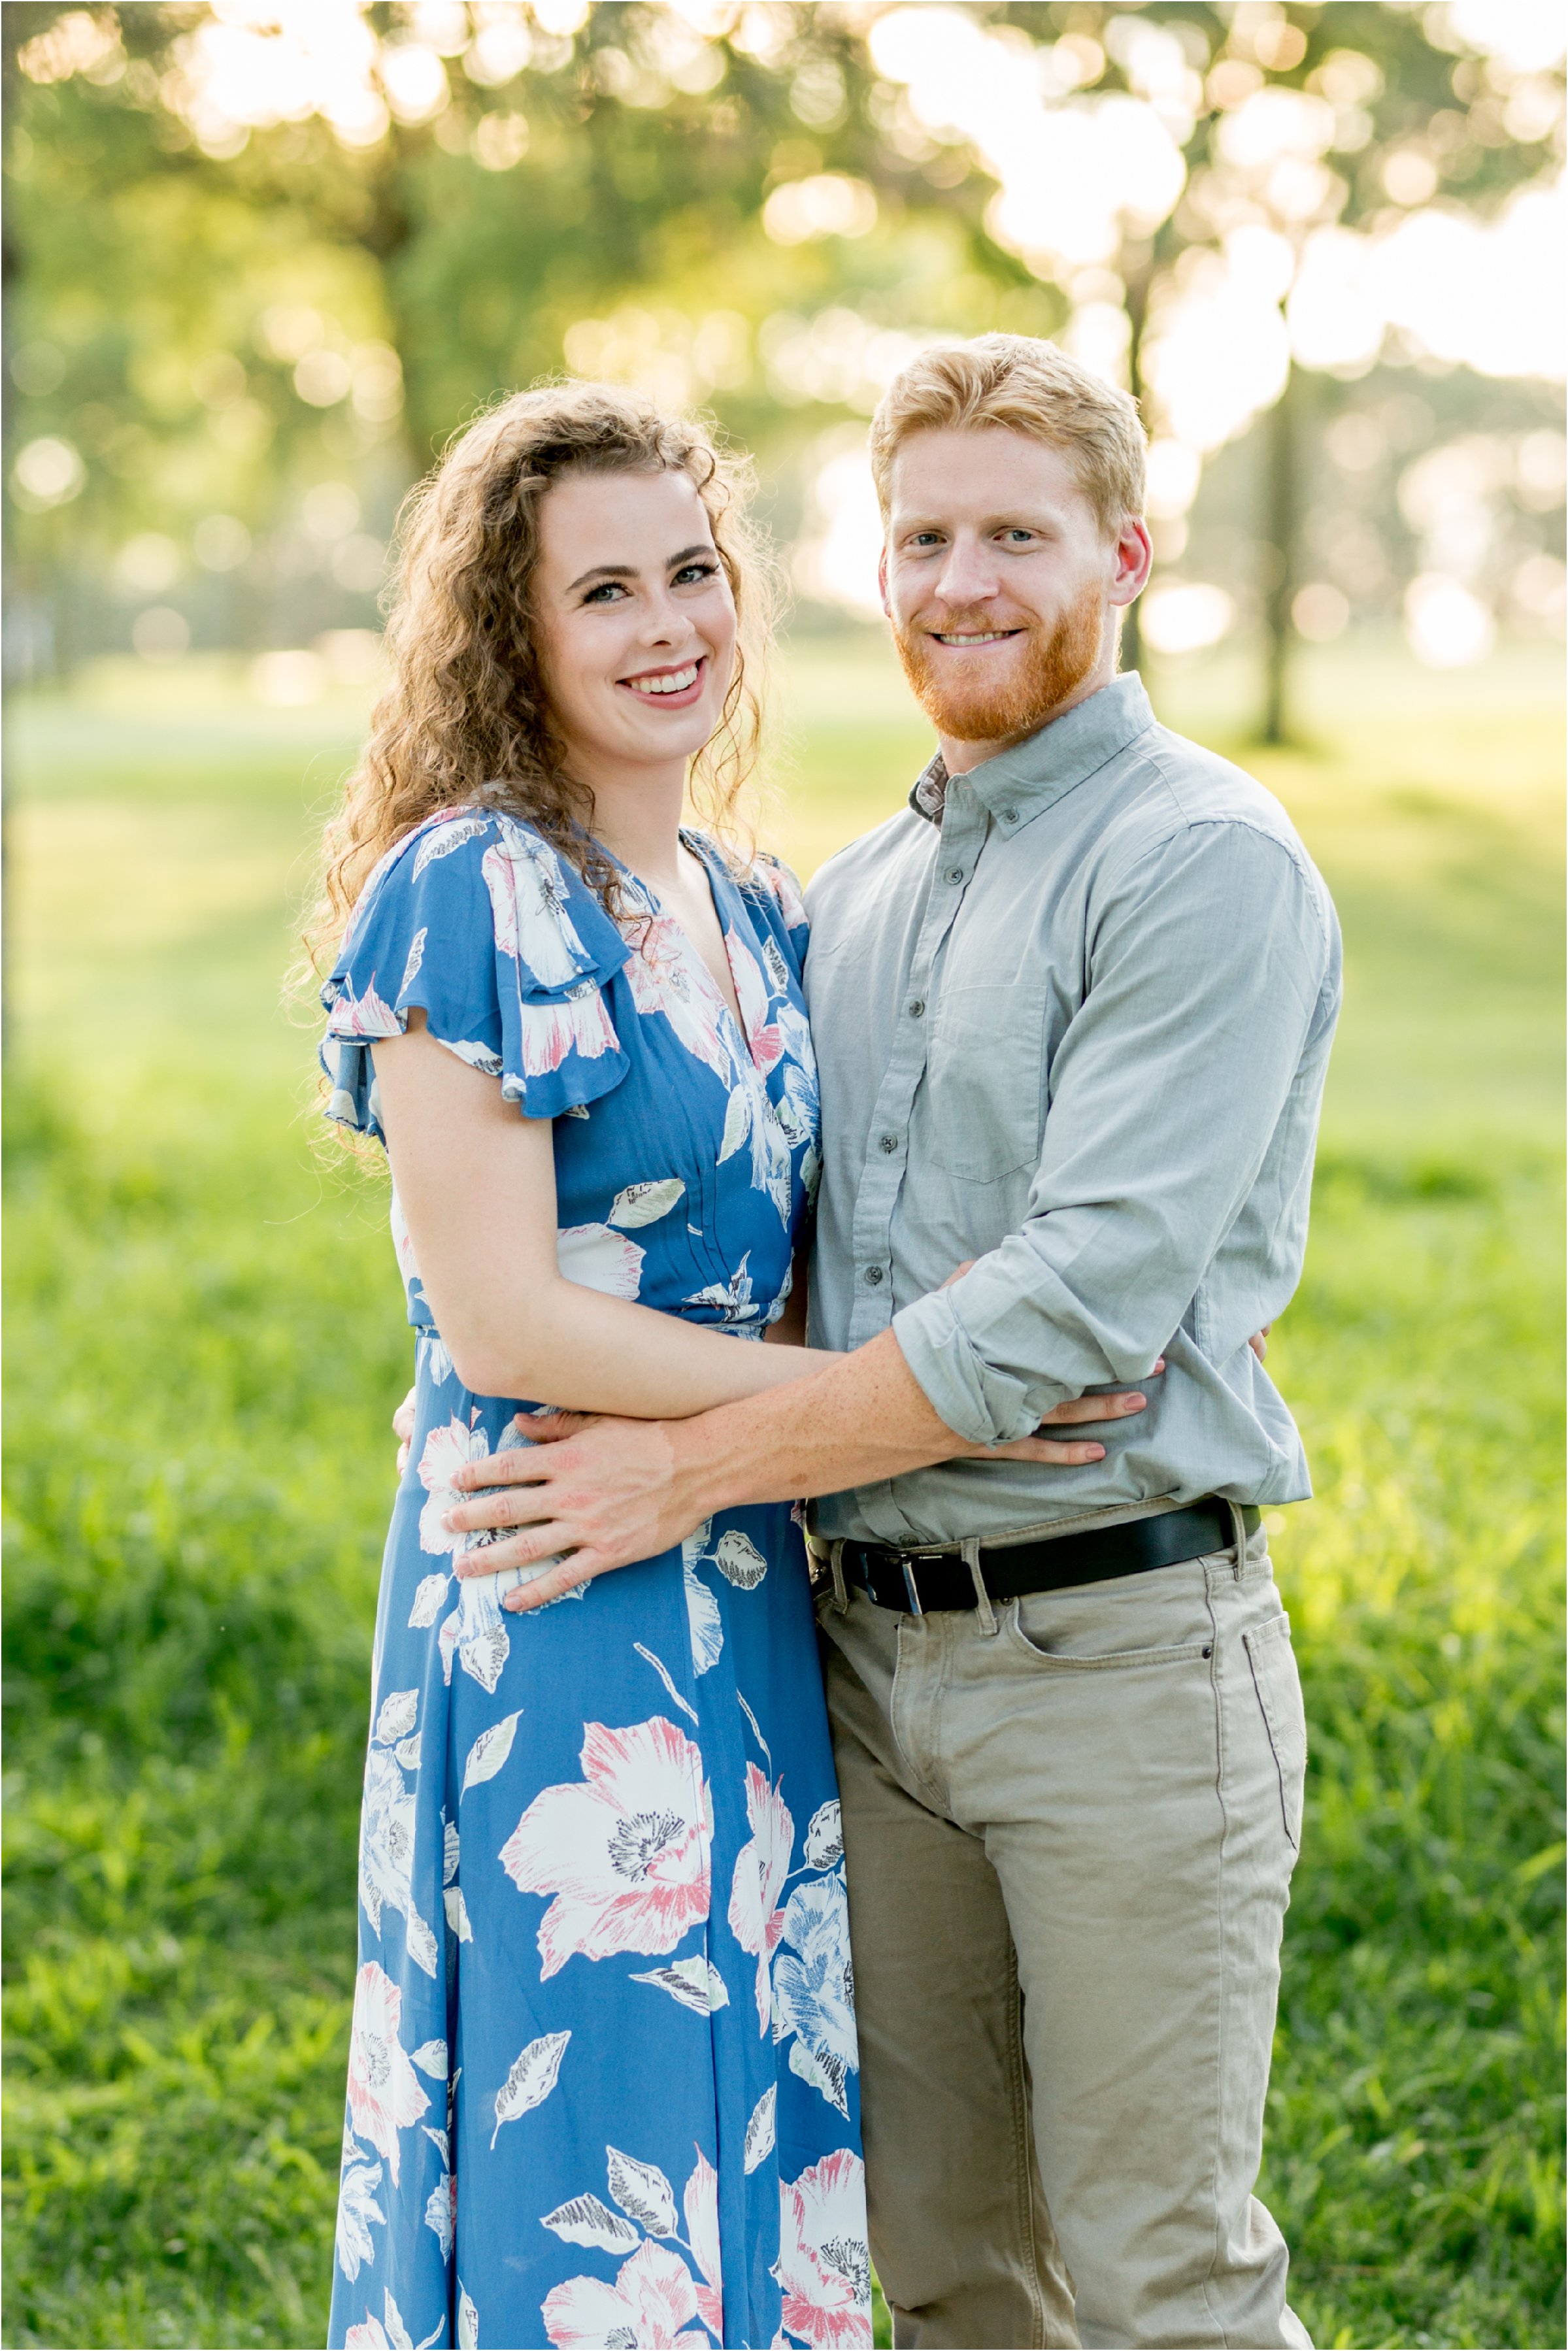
[{"x1": 318, "y1": 335, "x2": 1339, "y2": 2351}]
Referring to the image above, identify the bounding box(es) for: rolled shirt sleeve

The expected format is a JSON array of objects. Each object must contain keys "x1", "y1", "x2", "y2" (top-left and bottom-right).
[{"x1": 892, "y1": 818, "x2": 1338, "y2": 1448}]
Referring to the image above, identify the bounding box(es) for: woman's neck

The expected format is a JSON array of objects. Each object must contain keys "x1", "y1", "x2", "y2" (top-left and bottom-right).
[{"x1": 576, "y1": 757, "x2": 690, "y2": 898}]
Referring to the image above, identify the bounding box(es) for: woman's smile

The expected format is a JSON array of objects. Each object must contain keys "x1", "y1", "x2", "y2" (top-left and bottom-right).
[{"x1": 618, "y1": 654, "x2": 708, "y2": 707}]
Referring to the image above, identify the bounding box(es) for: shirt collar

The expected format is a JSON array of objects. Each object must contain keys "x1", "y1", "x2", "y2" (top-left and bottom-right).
[{"x1": 907, "y1": 671, "x2": 1156, "y2": 831}]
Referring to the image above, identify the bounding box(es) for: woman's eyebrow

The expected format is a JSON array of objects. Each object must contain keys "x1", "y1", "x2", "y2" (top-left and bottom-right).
[
  {"x1": 564, "y1": 561, "x2": 635, "y2": 594},
  {"x1": 563, "y1": 544, "x2": 714, "y2": 596}
]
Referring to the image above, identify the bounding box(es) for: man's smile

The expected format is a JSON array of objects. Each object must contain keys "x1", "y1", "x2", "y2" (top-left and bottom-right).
[{"x1": 929, "y1": 629, "x2": 1024, "y2": 646}]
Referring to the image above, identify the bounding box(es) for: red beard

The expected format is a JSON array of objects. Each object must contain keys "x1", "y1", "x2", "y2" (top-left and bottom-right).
[{"x1": 892, "y1": 583, "x2": 1105, "y2": 747}]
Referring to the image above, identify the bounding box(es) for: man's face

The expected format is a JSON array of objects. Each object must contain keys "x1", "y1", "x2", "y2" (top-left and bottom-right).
[{"x1": 880, "y1": 425, "x2": 1146, "y2": 753}]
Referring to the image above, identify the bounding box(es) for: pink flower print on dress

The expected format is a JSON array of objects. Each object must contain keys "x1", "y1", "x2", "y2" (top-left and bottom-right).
[
  {"x1": 542, "y1": 2239, "x2": 709, "y2": 2348},
  {"x1": 624, "y1": 916, "x2": 735, "y2": 1086},
  {"x1": 727, "y1": 1763, "x2": 793, "y2": 2031},
  {"x1": 346, "y1": 1961, "x2": 431, "y2": 2186},
  {"x1": 684, "y1": 2148, "x2": 724, "y2": 2341},
  {"x1": 342, "y1": 2286, "x2": 442, "y2": 2348},
  {"x1": 482, "y1": 817, "x2": 590, "y2": 986},
  {"x1": 510, "y1": 983, "x2": 620, "y2": 1082},
  {"x1": 327, "y1": 980, "x2": 403, "y2": 1040},
  {"x1": 726, "y1": 933, "x2": 784, "y2": 1075},
  {"x1": 758, "y1": 855, "x2": 809, "y2": 933},
  {"x1": 501, "y1": 1716, "x2": 714, "y2": 1978},
  {"x1": 774, "y1": 2150, "x2": 873, "y2": 2349}
]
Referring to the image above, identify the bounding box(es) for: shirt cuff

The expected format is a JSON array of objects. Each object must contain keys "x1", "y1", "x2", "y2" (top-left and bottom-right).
[{"x1": 892, "y1": 1290, "x2": 1041, "y2": 1449}]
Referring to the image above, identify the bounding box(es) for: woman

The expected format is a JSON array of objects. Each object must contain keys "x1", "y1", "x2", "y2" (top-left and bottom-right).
[{"x1": 313, "y1": 383, "x2": 1129, "y2": 2351}]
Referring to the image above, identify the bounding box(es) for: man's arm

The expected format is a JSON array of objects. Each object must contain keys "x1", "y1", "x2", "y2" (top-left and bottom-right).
[
  {"x1": 892, "y1": 817, "x2": 1335, "y2": 1444},
  {"x1": 444, "y1": 1326, "x2": 1150, "y2": 1610}
]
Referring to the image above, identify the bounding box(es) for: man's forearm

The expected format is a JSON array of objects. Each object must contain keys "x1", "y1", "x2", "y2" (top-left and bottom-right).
[{"x1": 666, "y1": 1327, "x2": 967, "y2": 1524}]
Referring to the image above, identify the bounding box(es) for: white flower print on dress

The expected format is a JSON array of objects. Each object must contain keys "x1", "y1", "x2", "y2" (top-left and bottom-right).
[
  {"x1": 419, "y1": 1414, "x2": 576, "y2": 1693},
  {"x1": 342, "y1": 2286, "x2": 443, "y2": 2348},
  {"x1": 774, "y1": 2151, "x2": 873, "y2": 2349},
  {"x1": 684, "y1": 1252, "x2": 758, "y2": 1326},
  {"x1": 500, "y1": 1717, "x2": 713, "y2": 1978},
  {"x1": 411, "y1": 812, "x2": 488, "y2": 876},
  {"x1": 555, "y1": 1222, "x2": 645, "y2": 1299},
  {"x1": 345, "y1": 1961, "x2": 430, "y2": 2186},
  {"x1": 772, "y1": 1875, "x2": 859, "y2": 2117},
  {"x1": 482, "y1": 817, "x2": 590, "y2": 986},
  {"x1": 542, "y1": 2239, "x2": 709, "y2": 2348},
  {"x1": 542, "y1": 2147, "x2": 722, "y2": 2348},
  {"x1": 684, "y1": 2148, "x2": 724, "y2": 2341},
  {"x1": 509, "y1": 982, "x2": 620, "y2": 1084},
  {"x1": 359, "y1": 1690, "x2": 439, "y2": 1976},
  {"x1": 727, "y1": 1763, "x2": 793, "y2": 2031},
  {"x1": 327, "y1": 980, "x2": 403, "y2": 1040},
  {"x1": 335, "y1": 2129, "x2": 385, "y2": 2282},
  {"x1": 624, "y1": 914, "x2": 735, "y2": 1086}
]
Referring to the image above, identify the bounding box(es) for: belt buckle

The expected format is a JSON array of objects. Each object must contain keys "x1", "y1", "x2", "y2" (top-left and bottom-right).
[{"x1": 899, "y1": 1556, "x2": 924, "y2": 1617}]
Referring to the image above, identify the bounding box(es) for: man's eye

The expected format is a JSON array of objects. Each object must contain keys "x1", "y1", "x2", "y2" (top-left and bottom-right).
[
  {"x1": 1002, "y1": 529, "x2": 1035, "y2": 544},
  {"x1": 911, "y1": 533, "x2": 943, "y2": 548},
  {"x1": 673, "y1": 561, "x2": 718, "y2": 586}
]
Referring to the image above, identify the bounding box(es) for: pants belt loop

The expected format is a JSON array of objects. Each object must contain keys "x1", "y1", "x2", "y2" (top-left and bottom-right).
[
  {"x1": 1226, "y1": 1501, "x2": 1250, "y2": 1582},
  {"x1": 829, "y1": 1540, "x2": 850, "y2": 1615},
  {"x1": 962, "y1": 1535, "x2": 998, "y2": 1637}
]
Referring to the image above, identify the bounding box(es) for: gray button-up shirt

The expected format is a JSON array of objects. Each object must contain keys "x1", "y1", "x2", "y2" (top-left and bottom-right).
[{"x1": 803, "y1": 672, "x2": 1342, "y2": 1548}]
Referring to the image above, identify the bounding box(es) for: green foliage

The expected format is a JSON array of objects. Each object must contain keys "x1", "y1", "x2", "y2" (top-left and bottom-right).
[{"x1": 2, "y1": 649, "x2": 1563, "y2": 2347}]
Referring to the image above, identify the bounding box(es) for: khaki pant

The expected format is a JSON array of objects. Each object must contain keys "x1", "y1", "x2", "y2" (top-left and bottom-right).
[{"x1": 818, "y1": 1531, "x2": 1311, "y2": 2351}]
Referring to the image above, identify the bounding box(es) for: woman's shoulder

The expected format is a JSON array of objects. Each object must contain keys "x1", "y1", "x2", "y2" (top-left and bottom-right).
[{"x1": 722, "y1": 843, "x2": 809, "y2": 939}]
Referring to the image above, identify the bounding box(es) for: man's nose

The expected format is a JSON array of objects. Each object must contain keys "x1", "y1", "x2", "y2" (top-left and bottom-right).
[{"x1": 931, "y1": 535, "x2": 999, "y2": 609}]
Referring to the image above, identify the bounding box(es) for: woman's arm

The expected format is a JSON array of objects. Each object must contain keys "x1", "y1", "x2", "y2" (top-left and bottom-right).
[{"x1": 373, "y1": 1016, "x2": 835, "y2": 1418}]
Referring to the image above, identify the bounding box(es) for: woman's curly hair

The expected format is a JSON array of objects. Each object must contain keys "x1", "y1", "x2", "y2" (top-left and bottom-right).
[{"x1": 303, "y1": 379, "x2": 778, "y2": 977}]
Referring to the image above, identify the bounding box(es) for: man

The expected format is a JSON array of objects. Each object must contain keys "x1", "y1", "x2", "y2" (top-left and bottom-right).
[{"x1": 441, "y1": 337, "x2": 1340, "y2": 2348}]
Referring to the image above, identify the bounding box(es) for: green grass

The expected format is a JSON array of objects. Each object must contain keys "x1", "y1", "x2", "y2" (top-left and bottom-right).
[{"x1": 3, "y1": 639, "x2": 1563, "y2": 2349}]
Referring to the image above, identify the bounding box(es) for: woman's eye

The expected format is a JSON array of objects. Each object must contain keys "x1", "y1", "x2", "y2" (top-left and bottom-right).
[
  {"x1": 673, "y1": 561, "x2": 719, "y2": 586},
  {"x1": 582, "y1": 581, "x2": 627, "y2": 604}
]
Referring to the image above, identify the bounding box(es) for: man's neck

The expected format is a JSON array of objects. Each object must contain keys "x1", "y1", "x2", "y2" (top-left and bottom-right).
[{"x1": 935, "y1": 658, "x2": 1122, "y2": 782}]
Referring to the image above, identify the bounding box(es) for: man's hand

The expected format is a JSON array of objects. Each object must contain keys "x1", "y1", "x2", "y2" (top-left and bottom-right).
[
  {"x1": 393, "y1": 1385, "x2": 417, "y2": 1477},
  {"x1": 443, "y1": 1380, "x2": 1159, "y2": 1614}
]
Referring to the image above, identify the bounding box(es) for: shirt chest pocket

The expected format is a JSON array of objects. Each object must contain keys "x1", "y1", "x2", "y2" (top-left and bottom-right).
[{"x1": 920, "y1": 981, "x2": 1047, "y2": 1183}]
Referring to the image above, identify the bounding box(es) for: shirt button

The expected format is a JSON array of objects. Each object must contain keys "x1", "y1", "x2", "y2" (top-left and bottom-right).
[
  {"x1": 907, "y1": 998, "x2": 926, "y2": 1017},
  {"x1": 863, "y1": 1265, "x2": 885, "y2": 1286},
  {"x1": 879, "y1": 1133, "x2": 899, "y2": 1154},
  {"x1": 944, "y1": 865, "x2": 965, "y2": 884},
  {"x1": 1001, "y1": 807, "x2": 1019, "y2": 824}
]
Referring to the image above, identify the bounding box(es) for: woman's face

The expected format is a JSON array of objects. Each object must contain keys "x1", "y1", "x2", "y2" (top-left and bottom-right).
[{"x1": 531, "y1": 466, "x2": 737, "y2": 783}]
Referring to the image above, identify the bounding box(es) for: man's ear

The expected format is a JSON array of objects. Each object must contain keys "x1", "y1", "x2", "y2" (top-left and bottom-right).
[
  {"x1": 1108, "y1": 514, "x2": 1153, "y2": 609},
  {"x1": 877, "y1": 542, "x2": 891, "y2": 618}
]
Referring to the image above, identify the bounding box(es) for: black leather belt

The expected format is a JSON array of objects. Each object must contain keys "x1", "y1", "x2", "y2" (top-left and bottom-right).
[{"x1": 825, "y1": 1498, "x2": 1261, "y2": 1616}]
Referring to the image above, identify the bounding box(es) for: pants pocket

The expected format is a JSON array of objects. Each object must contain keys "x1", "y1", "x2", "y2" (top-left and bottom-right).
[{"x1": 1243, "y1": 1613, "x2": 1307, "y2": 1848}]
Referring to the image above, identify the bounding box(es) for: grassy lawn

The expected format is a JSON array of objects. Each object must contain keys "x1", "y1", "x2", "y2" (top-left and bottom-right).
[{"x1": 3, "y1": 637, "x2": 1563, "y2": 2350}]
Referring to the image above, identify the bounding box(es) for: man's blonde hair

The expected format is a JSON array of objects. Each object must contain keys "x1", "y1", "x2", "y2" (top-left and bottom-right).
[{"x1": 869, "y1": 334, "x2": 1146, "y2": 537}]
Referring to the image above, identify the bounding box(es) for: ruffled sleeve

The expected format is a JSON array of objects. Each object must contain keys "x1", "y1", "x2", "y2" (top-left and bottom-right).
[{"x1": 320, "y1": 809, "x2": 630, "y2": 1142}]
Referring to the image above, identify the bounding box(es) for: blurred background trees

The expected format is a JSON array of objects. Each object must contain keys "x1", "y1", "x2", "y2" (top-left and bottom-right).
[{"x1": 4, "y1": 0, "x2": 1564, "y2": 736}]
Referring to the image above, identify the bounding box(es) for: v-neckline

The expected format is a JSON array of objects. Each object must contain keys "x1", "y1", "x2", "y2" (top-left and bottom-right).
[{"x1": 608, "y1": 831, "x2": 763, "y2": 1074}]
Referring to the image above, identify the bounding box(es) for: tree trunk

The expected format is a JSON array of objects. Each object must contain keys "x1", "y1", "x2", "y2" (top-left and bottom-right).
[{"x1": 1261, "y1": 361, "x2": 1299, "y2": 746}]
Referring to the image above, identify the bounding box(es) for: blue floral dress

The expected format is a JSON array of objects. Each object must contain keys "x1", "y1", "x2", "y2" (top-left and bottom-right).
[{"x1": 320, "y1": 809, "x2": 869, "y2": 2351}]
